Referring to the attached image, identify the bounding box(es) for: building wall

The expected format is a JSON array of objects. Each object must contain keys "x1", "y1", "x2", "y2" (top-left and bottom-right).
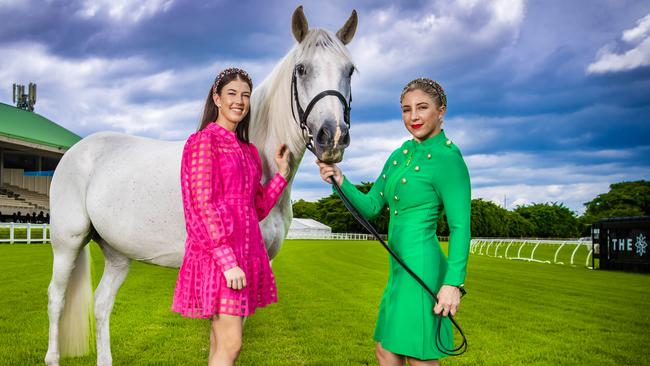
[{"x1": 2, "y1": 168, "x2": 51, "y2": 195}]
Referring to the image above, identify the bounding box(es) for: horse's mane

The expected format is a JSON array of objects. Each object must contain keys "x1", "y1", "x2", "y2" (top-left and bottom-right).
[{"x1": 249, "y1": 29, "x2": 354, "y2": 179}]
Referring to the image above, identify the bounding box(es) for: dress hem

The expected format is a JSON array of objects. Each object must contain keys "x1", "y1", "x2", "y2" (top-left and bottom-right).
[
  {"x1": 171, "y1": 297, "x2": 278, "y2": 319},
  {"x1": 373, "y1": 336, "x2": 449, "y2": 361}
]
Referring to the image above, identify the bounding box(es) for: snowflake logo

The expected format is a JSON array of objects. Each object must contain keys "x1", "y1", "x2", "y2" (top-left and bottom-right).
[{"x1": 636, "y1": 234, "x2": 647, "y2": 256}]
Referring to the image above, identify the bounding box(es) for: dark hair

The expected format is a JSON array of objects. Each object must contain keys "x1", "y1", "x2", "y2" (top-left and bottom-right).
[{"x1": 197, "y1": 73, "x2": 252, "y2": 143}]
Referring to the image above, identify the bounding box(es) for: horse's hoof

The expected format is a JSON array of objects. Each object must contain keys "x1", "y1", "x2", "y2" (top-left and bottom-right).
[{"x1": 44, "y1": 351, "x2": 59, "y2": 366}]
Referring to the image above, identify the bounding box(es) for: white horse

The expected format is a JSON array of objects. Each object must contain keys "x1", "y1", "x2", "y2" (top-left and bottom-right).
[{"x1": 44, "y1": 6, "x2": 357, "y2": 366}]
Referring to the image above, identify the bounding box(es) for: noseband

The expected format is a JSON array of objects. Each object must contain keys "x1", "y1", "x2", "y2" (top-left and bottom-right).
[{"x1": 290, "y1": 65, "x2": 352, "y2": 154}]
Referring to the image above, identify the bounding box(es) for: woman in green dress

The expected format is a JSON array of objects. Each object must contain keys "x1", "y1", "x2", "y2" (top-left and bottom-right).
[{"x1": 316, "y1": 78, "x2": 471, "y2": 365}]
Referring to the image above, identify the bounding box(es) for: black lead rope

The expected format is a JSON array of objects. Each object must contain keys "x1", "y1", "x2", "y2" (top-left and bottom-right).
[
  {"x1": 290, "y1": 64, "x2": 467, "y2": 355},
  {"x1": 328, "y1": 176, "x2": 468, "y2": 356}
]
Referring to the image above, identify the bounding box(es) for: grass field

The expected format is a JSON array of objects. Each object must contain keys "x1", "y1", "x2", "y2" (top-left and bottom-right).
[{"x1": 1, "y1": 240, "x2": 649, "y2": 365}]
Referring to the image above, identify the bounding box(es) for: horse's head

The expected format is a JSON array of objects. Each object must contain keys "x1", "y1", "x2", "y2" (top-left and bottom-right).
[{"x1": 290, "y1": 6, "x2": 357, "y2": 164}]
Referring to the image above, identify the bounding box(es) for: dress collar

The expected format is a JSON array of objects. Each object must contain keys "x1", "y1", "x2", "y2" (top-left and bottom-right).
[
  {"x1": 205, "y1": 121, "x2": 236, "y2": 143},
  {"x1": 410, "y1": 129, "x2": 448, "y2": 149}
]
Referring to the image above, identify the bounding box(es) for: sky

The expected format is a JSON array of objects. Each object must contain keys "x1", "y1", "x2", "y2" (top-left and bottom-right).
[{"x1": 1, "y1": 0, "x2": 649, "y2": 215}]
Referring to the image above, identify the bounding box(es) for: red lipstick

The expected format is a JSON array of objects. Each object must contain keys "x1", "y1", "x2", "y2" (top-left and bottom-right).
[{"x1": 412, "y1": 124, "x2": 423, "y2": 129}]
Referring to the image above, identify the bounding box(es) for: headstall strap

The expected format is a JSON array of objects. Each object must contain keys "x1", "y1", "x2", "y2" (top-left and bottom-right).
[{"x1": 290, "y1": 65, "x2": 352, "y2": 155}]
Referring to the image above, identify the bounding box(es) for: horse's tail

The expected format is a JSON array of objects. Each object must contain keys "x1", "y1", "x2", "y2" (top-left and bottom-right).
[{"x1": 59, "y1": 245, "x2": 94, "y2": 357}]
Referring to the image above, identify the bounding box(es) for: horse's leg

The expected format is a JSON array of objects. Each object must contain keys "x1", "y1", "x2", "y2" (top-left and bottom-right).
[
  {"x1": 94, "y1": 240, "x2": 131, "y2": 366},
  {"x1": 45, "y1": 236, "x2": 93, "y2": 365}
]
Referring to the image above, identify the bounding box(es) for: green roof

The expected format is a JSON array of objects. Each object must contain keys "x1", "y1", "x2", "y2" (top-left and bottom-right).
[{"x1": 0, "y1": 102, "x2": 81, "y2": 150}]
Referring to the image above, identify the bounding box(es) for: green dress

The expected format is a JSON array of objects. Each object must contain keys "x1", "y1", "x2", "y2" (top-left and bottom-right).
[{"x1": 333, "y1": 129, "x2": 471, "y2": 360}]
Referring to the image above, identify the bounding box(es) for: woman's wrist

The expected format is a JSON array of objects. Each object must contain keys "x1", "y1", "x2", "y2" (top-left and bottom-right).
[
  {"x1": 278, "y1": 168, "x2": 290, "y2": 180},
  {"x1": 337, "y1": 173, "x2": 344, "y2": 186},
  {"x1": 442, "y1": 283, "x2": 466, "y2": 297}
]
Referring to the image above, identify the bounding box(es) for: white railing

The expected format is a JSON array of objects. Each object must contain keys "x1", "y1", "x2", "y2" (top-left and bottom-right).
[
  {"x1": 286, "y1": 232, "x2": 387, "y2": 241},
  {"x1": 0, "y1": 222, "x2": 50, "y2": 244},
  {"x1": 470, "y1": 238, "x2": 594, "y2": 269}
]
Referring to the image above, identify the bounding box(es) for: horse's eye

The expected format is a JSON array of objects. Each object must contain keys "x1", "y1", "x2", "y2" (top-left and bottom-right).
[
  {"x1": 296, "y1": 64, "x2": 306, "y2": 76},
  {"x1": 348, "y1": 66, "x2": 355, "y2": 77}
]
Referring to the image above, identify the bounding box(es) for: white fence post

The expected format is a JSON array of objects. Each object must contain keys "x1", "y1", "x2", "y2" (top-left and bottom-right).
[
  {"x1": 0, "y1": 223, "x2": 51, "y2": 244},
  {"x1": 469, "y1": 237, "x2": 591, "y2": 268}
]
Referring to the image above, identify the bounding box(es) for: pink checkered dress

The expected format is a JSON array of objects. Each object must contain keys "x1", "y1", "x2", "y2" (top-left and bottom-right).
[{"x1": 172, "y1": 122, "x2": 288, "y2": 318}]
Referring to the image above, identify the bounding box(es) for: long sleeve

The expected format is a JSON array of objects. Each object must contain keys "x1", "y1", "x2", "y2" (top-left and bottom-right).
[
  {"x1": 254, "y1": 173, "x2": 288, "y2": 220},
  {"x1": 250, "y1": 145, "x2": 288, "y2": 221},
  {"x1": 434, "y1": 149, "x2": 471, "y2": 286},
  {"x1": 181, "y1": 132, "x2": 238, "y2": 271},
  {"x1": 332, "y1": 155, "x2": 391, "y2": 220}
]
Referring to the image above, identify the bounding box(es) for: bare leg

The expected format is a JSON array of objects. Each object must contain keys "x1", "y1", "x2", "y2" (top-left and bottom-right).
[
  {"x1": 209, "y1": 314, "x2": 243, "y2": 366},
  {"x1": 94, "y1": 242, "x2": 131, "y2": 366},
  {"x1": 375, "y1": 342, "x2": 405, "y2": 366},
  {"x1": 209, "y1": 324, "x2": 217, "y2": 361},
  {"x1": 407, "y1": 357, "x2": 440, "y2": 366}
]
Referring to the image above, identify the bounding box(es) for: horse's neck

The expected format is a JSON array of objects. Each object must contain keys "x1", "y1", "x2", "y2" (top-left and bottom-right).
[{"x1": 250, "y1": 54, "x2": 306, "y2": 193}]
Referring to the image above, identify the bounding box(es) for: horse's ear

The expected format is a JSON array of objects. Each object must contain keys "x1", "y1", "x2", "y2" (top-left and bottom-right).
[
  {"x1": 292, "y1": 5, "x2": 309, "y2": 43},
  {"x1": 336, "y1": 9, "x2": 358, "y2": 45}
]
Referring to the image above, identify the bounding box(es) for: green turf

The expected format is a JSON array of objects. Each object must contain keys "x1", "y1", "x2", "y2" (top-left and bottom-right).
[{"x1": 0, "y1": 240, "x2": 648, "y2": 365}]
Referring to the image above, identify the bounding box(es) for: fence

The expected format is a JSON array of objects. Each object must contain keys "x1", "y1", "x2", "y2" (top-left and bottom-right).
[
  {"x1": 286, "y1": 232, "x2": 388, "y2": 241},
  {"x1": 470, "y1": 238, "x2": 595, "y2": 269},
  {"x1": 0, "y1": 225, "x2": 383, "y2": 244},
  {"x1": 0, "y1": 223, "x2": 50, "y2": 244}
]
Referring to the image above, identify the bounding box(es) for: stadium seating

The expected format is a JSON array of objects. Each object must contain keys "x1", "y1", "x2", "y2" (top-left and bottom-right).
[
  {"x1": 0, "y1": 183, "x2": 50, "y2": 213},
  {"x1": 0, "y1": 168, "x2": 50, "y2": 215}
]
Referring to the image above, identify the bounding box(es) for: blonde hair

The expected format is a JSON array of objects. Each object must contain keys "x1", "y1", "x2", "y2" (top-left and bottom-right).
[{"x1": 400, "y1": 78, "x2": 447, "y2": 108}]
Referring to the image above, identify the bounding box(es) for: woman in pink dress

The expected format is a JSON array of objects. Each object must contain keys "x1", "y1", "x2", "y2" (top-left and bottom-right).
[{"x1": 172, "y1": 67, "x2": 290, "y2": 366}]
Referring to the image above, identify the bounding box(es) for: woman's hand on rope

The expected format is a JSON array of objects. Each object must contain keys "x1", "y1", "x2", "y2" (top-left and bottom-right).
[
  {"x1": 275, "y1": 143, "x2": 291, "y2": 179},
  {"x1": 223, "y1": 266, "x2": 247, "y2": 290},
  {"x1": 434, "y1": 285, "x2": 461, "y2": 317},
  {"x1": 315, "y1": 159, "x2": 343, "y2": 186}
]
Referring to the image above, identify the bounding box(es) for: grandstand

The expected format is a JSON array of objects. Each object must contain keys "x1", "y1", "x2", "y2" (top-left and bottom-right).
[{"x1": 0, "y1": 98, "x2": 81, "y2": 222}]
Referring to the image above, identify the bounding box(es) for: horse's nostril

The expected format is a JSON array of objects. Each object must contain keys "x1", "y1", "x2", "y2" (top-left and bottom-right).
[
  {"x1": 340, "y1": 130, "x2": 350, "y2": 147},
  {"x1": 316, "y1": 126, "x2": 332, "y2": 146}
]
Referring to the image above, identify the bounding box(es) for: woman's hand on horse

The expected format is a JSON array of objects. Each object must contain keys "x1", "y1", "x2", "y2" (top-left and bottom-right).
[
  {"x1": 275, "y1": 143, "x2": 291, "y2": 179},
  {"x1": 315, "y1": 159, "x2": 343, "y2": 185},
  {"x1": 433, "y1": 285, "x2": 461, "y2": 317},
  {"x1": 223, "y1": 266, "x2": 247, "y2": 290}
]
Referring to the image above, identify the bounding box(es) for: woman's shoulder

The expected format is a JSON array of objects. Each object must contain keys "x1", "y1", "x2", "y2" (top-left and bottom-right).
[
  {"x1": 425, "y1": 134, "x2": 465, "y2": 159},
  {"x1": 430, "y1": 142, "x2": 469, "y2": 181},
  {"x1": 185, "y1": 128, "x2": 211, "y2": 144}
]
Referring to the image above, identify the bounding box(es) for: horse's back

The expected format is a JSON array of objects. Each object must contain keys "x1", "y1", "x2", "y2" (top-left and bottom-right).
[
  {"x1": 52, "y1": 131, "x2": 188, "y2": 267},
  {"x1": 49, "y1": 132, "x2": 134, "y2": 241}
]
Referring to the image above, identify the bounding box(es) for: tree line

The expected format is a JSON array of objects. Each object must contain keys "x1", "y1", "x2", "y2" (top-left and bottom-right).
[{"x1": 292, "y1": 180, "x2": 650, "y2": 238}]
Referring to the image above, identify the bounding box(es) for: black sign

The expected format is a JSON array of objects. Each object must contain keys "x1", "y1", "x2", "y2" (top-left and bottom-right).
[{"x1": 592, "y1": 216, "x2": 650, "y2": 272}]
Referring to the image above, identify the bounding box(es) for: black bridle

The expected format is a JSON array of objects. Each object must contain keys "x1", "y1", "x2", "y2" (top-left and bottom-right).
[
  {"x1": 290, "y1": 65, "x2": 352, "y2": 154},
  {"x1": 291, "y1": 64, "x2": 467, "y2": 356}
]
